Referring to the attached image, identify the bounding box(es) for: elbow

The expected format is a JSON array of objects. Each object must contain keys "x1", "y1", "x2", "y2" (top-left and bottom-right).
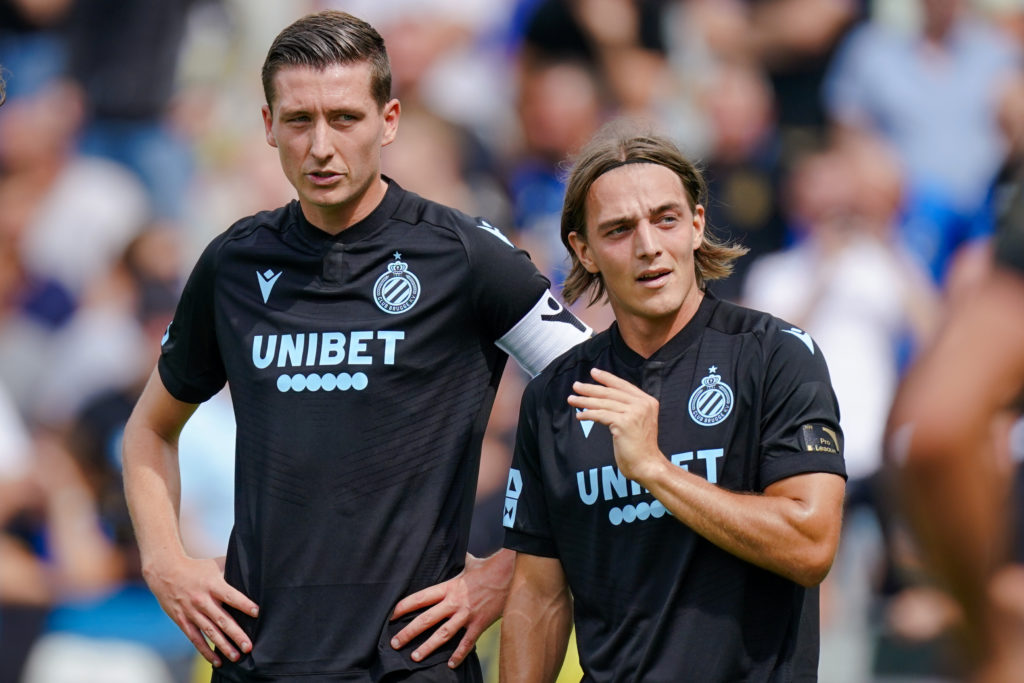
[
  {"x1": 777, "y1": 544, "x2": 836, "y2": 587},
  {"x1": 789, "y1": 552, "x2": 835, "y2": 587},
  {"x1": 782, "y1": 517, "x2": 841, "y2": 587}
]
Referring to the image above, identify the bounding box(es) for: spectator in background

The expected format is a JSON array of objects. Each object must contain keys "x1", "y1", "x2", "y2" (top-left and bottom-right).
[
  {"x1": 743, "y1": 0, "x2": 862, "y2": 160},
  {"x1": 742, "y1": 134, "x2": 942, "y2": 680},
  {"x1": 8, "y1": 227, "x2": 201, "y2": 683},
  {"x1": 382, "y1": 103, "x2": 513, "y2": 233},
  {"x1": 742, "y1": 135, "x2": 937, "y2": 526},
  {"x1": 824, "y1": 0, "x2": 1024, "y2": 283},
  {"x1": 506, "y1": 56, "x2": 606, "y2": 298},
  {"x1": 887, "y1": 162, "x2": 1024, "y2": 681},
  {"x1": 65, "y1": 0, "x2": 224, "y2": 221},
  {"x1": 700, "y1": 60, "x2": 786, "y2": 302},
  {"x1": 0, "y1": 377, "x2": 47, "y2": 683},
  {"x1": 678, "y1": 0, "x2": 862, "y2": 167},
  {"x1": 0, "y1": 73, "x2": 150, "y2": 423},
  {"x1": 319, "y1": 0, "x2": 517, "y2": 148},
  {"x1": 0, "y1": 0, "x2": 71, "y2": 104},
  {"x1": 516, "y1": 0, "x2": 700, "y2": 145}
]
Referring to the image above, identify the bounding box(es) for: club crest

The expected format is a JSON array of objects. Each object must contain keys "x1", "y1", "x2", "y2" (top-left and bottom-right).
[
  {"x1": 688, "y1": 366, "x2": 734, "y2": 427},
  {"x1": 373, "y1": 252, "x2": 420, "y2": 315}
]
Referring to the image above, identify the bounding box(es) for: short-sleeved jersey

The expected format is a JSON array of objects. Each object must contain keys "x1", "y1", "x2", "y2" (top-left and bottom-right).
[
  {"x1": 159, "y1": 180, "x2": 586, "y2": 681},
  {"x1": 503, "y1": 294, "x2": 846, "y2": 683},
  {"x1": 994, "y1": 168, "x2": 1024, "y2": 275}
]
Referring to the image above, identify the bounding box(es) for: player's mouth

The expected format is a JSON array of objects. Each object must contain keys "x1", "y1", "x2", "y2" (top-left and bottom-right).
[
  {"x1": 637, "y1": 268, "x2": 671, "y2": 285},
  {"x1": 307, "y1": 170, "x2": 342, "y2": 185}
]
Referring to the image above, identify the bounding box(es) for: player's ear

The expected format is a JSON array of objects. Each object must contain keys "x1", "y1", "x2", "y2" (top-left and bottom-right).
[
  {"x1": 691, "y1": 204, "x2": 705, "y2": 251},
  {"x1": 381, "y1": 98, "x2": 400, "y2": 147},
  {"x1": 262, "y1": 104, "x2": 277, "y2": 148},
  {"x1": 568, "y1": 231, "x2": 599, "y2": 274}
]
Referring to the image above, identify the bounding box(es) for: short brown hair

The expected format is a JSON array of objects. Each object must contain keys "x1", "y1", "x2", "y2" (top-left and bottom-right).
[
  {"x1": 560, "y1": 121, "x2": 748, "y2": 305},
  {"x1": 262, "y1": 11, "x2": 391, "y2": 111}
]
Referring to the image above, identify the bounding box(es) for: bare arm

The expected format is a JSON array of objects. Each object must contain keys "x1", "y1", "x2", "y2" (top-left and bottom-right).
[
  {"x1": 569, "y1": 368, "x2": 845, "y2": 587},
  {"x1": 500, "y1": 553, "x2": 573, "y2": 683},
  {"x1": 123, "y1": 367, "x2": 258, "y2": 667},
  {"x1": 888, "y1": 267, "x2": 1024, "y2": 658}
]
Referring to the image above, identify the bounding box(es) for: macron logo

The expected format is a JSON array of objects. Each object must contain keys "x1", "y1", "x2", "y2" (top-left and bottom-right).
[
  {"x1": 257, "y1": 269, "x2": 282, "y2": 304},
  {"x1": 576, "y1": 408, "x2": 595, "y2": 438},
  {"x1": 503, "y1": 468, "x2": 523, "y2": 528},
  {"x1": 782, "y1": 327, "x2": 814, "y2": 354},
  {"x1": 476, "y1": 219, "x2": 515, "y2": 248}
]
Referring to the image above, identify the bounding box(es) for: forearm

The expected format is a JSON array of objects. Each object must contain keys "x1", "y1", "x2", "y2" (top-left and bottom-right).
[
  {"x1": 500, "y1": 555, "x2": 573, "y2": 683},
  {"x1": 122, "y1": 414, "x2": 188, "y2": 570},
  {"x1": 640, "y1": 460, "x2": 842, "y2": 586},
  {"x1": 891, "y1": 269, "x2": 1024, "y2": 630}
]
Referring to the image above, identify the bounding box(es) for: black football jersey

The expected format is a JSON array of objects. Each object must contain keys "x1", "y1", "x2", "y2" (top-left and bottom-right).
[
  {"x1": 503, "y1": 294, "x2": 846, "y2": 682},
  {"x1": 159, "y1": 180, "x2": 588, "y2": 680},
  {"x1": 994, "y1": 167, "x2": 1024, "y2": 275}
]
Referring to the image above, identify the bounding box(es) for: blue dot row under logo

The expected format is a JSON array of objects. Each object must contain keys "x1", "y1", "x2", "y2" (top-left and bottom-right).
[
  {"x1": 276, "y1": 373, "x2": 369, "y2": 392},
  {"x1": 608, "y1": 500, "x2": 667, "y2": 525}
]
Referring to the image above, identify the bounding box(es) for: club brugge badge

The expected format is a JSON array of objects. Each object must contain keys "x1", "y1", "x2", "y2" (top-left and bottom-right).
[
  {"x1": 374, "y1": 252, "x2": 420, "y2": 314},
  {"x1": 688, "y1": 366, "x2": 734, "y2": 426}
]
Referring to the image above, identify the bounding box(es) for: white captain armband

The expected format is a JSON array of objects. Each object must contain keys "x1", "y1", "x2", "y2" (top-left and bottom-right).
[{"x1": 497, "y1": 291, "x2": 592, "y2": 377}]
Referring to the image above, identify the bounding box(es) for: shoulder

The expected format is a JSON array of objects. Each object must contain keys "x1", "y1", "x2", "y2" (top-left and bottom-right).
[
  {"x1": 706, "y1": 298, "x2": 778, "y2": 340},
  {"x1": 390, "y1": 184, "x2": 519, "y2": 252},
  {"x1": 708, "y1": 298, "x2": 823, "y2": 364},
  {"x1": 223, "y1": 202, "x2": 295, "y2": 243},
  {"x1": 198, "y1": 202, "x2": 297, "y2": 262}
]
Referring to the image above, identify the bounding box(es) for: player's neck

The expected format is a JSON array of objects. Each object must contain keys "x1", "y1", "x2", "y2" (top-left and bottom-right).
[
  {"x1": 301, "y1": 176, "x2": 388, "y2": 236},
  {"x1": 615, "y1": 289, "x2": 704, "y2": 359}
]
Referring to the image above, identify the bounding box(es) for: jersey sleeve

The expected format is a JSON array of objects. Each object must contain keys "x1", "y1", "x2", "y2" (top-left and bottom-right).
[
  {"x1": 502, "y1": 378, "x2": 559, "y2": 557},
  {"x1": 462, "y1": 217, "x2": 591, "y2": 376},
  {"x1": 994, "y1": 170, "x2": 1024, "y2": 275},
  {"x1": 157, "y1": 236, "x2": 227, "y2": 404},
  {"x1": 758, "y1": 322, "x2": 847, "y2": 489}
]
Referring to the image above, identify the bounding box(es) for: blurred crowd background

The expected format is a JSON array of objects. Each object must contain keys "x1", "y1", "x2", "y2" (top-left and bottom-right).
[{"x1": 1, "y1": 0, "x2": 1023, "y2": 681}]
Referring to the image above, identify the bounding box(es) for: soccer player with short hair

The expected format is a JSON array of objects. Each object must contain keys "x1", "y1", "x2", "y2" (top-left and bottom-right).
[
  {"x1": 500, "y1": 122, "x2": 847, "y2": 682},
  {"x1": 121, "y1": 11, "x2": 590, "y2": 682}
]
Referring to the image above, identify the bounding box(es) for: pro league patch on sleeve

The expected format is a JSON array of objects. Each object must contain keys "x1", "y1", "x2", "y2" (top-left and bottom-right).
[{"x1": 799, "y1": 424, "x2": 841, "y2": 454}]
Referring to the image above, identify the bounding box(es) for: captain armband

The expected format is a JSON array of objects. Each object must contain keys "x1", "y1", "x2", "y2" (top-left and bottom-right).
[{"x1": 497, "y1": 291, "x2": 592, "y2": 377}]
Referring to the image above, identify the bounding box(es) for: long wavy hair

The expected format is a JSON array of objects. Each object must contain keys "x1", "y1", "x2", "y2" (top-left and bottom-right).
[{"x1": 560, "y1": 121, "x2": 748, "y2": 305}]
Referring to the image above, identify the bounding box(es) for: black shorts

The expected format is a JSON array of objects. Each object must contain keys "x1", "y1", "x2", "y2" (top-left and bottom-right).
[{"x1": 210, "y1": 651, "x2": 484, "y2": 683}]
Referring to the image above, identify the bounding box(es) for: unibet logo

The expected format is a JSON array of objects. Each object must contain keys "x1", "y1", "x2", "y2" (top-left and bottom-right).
[
  {"x1": 252, "y1": 330, "x2": 404, "y2": 369},
  {"x1": 574, "y1": 448, "x2": 724, "y2": 526},
  {"x1": 251, "y1": 330, "x2": 405, "y2": 393}
]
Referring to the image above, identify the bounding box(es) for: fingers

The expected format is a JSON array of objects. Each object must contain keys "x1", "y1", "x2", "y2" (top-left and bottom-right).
[
  {"x1": 181, "y1": 620, "x2": 221, "y2": 667},
  {"x1": 176, "y1": 593, "x2": 253, "y2": 666},
  {"x1": 589, "y1": 368, "x2": 646, "y2": 394},
  {"x1": 153, "y1": 559, "x2": 257, "y2": 667},
  {"x1": 193, "y1": 609, "x2": 243, "y2": 664},
  {"x1": 447, "y1": 626, "x2": 482, "y2": 669},
  {"x1": 391, "y1": 582, "x2": 447, "y2": 620},
  {"x1": 571, "y1": 370, "x2": 647, "y2": 405},
  {"x1": 390, "y1": 601, "x2": 453, "y2": 652},
  {"x1": 220, "y1": 583, "x2": 260, "y2": 619},
  {"x1": 407, "y1": 610, "x2": 469, "y2": 664},
  {"x1": 208, "y1": 601, "x2": 254, "y2": 657}
]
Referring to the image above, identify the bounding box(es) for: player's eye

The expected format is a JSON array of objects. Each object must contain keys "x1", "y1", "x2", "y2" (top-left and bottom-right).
[{"x1": 605, "y1": 224, "x2": 630, "y2": 237}]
